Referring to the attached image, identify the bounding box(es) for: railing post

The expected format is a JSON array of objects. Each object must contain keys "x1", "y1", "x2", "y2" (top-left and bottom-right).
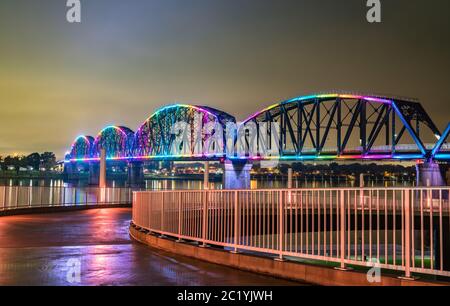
[
  {"x1": 403, "y1": 189, "x2": 413, "y2": 279},
  {"x1": 340, "y1": 189, "x2": 346, "y2": 270},
  {"x1": 1, "y1": 187, "x2": 5, "y2": 210},
  {"x1": 15, "y1": 187, "x2": 19, "y2": 208},
  {"x1": 176, "y1": 191, "x2": 183, "y2": 242},
  {"x1": 160, "y1": 192, "x2": 165, "y2": 234},
  {"x1": 275, "y1": 190, "x2": 285, "y2": 261},
  {"x1": 201, "y1": 190, "x2": 208, "y2": 247},
  {"x1": 3, "y1": 186, "x2": 7, "y2": 210},
  {"x1": 28, "y1": 186, "x2": 32, "y2": 207},
  {"x1": 232, "y1": 190, "x2": 239, "y2": 253}
]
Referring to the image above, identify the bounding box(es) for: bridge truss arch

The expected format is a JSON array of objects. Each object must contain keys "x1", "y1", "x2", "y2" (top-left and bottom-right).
[
  {"x1": 68, "y1": 136, "x2": 95, "y2": 161},
  {"x1": 92, "y1": 126, "x2": 135, "y2": 160},
  {"x1": 133, "y1": 104, "x2": 235, "y2": 160},
  {"x1": 239, "y1": 93, "x2": 444, "y2": 161}
]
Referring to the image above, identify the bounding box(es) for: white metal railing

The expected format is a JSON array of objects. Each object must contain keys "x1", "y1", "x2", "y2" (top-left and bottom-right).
[
  {"x1": 0, "y1": 186, "x2": 133, "y2": 211},
  {"x1": 133, "y1": 187, "x2": 450, "y2": 279}
]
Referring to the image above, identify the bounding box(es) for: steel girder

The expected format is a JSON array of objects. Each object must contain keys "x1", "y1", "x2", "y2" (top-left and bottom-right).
[{"x1": 240, "y1": 93, "x2": 446, "y2": 161}]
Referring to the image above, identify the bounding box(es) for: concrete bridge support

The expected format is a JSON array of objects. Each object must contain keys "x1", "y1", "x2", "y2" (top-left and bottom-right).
[
  {"x1": 88, "y1": 149, "x2": 107, "y2": 187},
  {"x1": 99, "y1": 149, "x2": 107, "y2": 188},
  {"x1": 88, "y1": 162, "x2": 100, "y2": 186},
  {"x1": 204, "y1": 161, "x2": 210, "y2": 190},
  {"x1": 416, "y1": 161, "x2": 446, "y2": 187},
  {"x1": 128, "y1": 161, "x2": 144, "y2": 188},
  {"x1": 287, "y1": 168, "x2": 293, "y2": 189},
  {"x1": 223, "y1": 160, "x2": 252, "y2": 190},
  {"x1": 63, "y1": 162, "x2": 75, "y2": 180}
]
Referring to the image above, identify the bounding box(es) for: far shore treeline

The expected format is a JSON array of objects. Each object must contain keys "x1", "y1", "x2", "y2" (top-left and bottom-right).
[{"x1": 0, "y1": 152, "x2": 57, "y2": 173}]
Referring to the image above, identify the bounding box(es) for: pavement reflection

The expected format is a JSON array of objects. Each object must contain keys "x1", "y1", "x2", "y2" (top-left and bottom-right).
[{"x1": 0, "y1": 208, "x2": 303, "y2": 286}]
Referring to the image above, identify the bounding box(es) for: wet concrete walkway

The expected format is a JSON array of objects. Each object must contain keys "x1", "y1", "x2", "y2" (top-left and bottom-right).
[{"x1": 0, "y1": 208, "x2": 302, "y2": 286}]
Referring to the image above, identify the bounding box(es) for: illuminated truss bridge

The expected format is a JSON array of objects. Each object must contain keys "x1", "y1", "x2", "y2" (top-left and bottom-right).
[{"x1": 65, "y1": 92, "x2": 450, "y2": 163}]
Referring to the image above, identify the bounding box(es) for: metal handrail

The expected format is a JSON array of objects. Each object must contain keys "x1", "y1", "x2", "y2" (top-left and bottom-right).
[
  {"x1": 0, "y1": 186, "x2": 133, "y2": 211},
  {"x1": 132, "y1": 187, "x2": 450, "y2": 279}
]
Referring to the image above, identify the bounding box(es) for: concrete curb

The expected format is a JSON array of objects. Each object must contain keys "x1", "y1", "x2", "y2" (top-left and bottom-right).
[{"x1": 129, "y1": 224, "x2": 447, "y2": 286}]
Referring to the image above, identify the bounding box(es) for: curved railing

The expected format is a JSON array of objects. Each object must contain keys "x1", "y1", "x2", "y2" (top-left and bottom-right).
[
  {"x1": 133, "y1": 187, "x2": 450, "y2": 279},
  {"x1": 0, "y1": 186, "x2": 132, "y2": 212}
]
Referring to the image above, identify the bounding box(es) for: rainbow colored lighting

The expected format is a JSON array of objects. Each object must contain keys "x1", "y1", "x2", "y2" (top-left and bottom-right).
[
  {"x1": 66, "y1": 97, "x2": 440, "y2": 164},
  {"x1": 435, "y1": 154, "x2": 450, "y2": 160},
  {"x1": 227, "y1": 153, "x2": 425, "y2": 162},
  {"x1": 135, "y1": 104, "x2": 220, "y2": 135},
  {"x1": 244, "y1": 93, "x2": 393, "y2": 122}
]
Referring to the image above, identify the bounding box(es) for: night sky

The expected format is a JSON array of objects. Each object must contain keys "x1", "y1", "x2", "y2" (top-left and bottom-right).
[{"x1": 0, "y1": 0, "x2": 449, "y2": 159}]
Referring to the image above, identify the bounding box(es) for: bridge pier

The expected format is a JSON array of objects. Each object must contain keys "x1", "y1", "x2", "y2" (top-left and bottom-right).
[
  {"x1": 88, "y1": 162, "x2": 100, "y2": 186},
  {"x1": 416, "y1": 161, "x2": 446, "y2": 187},
  {"x1": 287, "y1": 168, "x2": 293, "y2": 189},
  {"x1": 88, "y1": 149, "x2": 107, "y2": 187},
  {"x1": 204, "y1": 161, "x2": 210, "y2": 190},
  {"x1": 99, "y1": 149, "x2": 107, "y2": 188},
  {"x1": 128, "y1": 161, "x2": 144, "y2": 188},
  {"x1": 223, "y1": 160, "x2": 252, "y2": 190},
  {"x1": 63, "y1": 162, "x2": 75, "y2": 180}
]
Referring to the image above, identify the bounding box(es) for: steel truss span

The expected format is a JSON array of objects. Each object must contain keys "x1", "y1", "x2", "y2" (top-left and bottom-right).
[
  {"x1": 65, "y1": 93, "x2": 450, "y2": 162},
  {"x1": 240, "y1": 93, "x2": 447, "y2": 161}
]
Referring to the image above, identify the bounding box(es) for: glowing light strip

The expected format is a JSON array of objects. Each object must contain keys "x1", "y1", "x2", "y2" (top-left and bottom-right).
[
  {"x1": 431, "y1": 123, "x2": 450, "y2": 157},
  {"x1": 435, "y1": 154, "x2": 450, "y2": 160},
  {"x1": 67, "y1": 153, "x2": 227, "y2": 163},
  {"x1": 67, "y1": 151, "x2": 427, "y2": 163},
  {"x1": 244, "y1": 93, "x2": 393, "y2": 122},
  {"x1": 227, "y1": 153, "x2": 424, "y2": 162}
]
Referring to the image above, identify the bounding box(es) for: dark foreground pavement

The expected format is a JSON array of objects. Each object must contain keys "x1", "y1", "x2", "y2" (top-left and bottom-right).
[{"x1": 0, "y1": 208, "x2": 303, "y2": 286}]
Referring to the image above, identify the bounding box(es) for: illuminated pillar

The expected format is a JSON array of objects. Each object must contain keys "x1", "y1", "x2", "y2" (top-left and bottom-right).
[
  {"x1": 287, "y1": 168, "x2": 293, "y2": 189},
  {"x1": 204, "y1": 161, "x2": 210, "y2": 190},
  {"x1": 223, "y1": 160, "x2": 252, "y2": 190},
  {"x1": 99, "y1": 149, "x2": 107, "y2": 188},
  {"x1": 416, "y1": 161, "x2": 445, "y2": 187},
  {"x1": 360, "y1": 173, "x2": 365, "y2": 188},
  {"x1": 128, "y1": 161, "x2": 144, "y2": 188}
]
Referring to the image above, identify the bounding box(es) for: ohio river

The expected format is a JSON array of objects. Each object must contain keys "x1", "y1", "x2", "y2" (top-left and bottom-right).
[{"x1": 0, "y1": 208, "x2": 302, "y2": 286}]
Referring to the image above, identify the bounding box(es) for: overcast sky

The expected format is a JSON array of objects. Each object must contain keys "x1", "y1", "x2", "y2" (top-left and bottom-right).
[{"x1": 0, "y1": 0, "x2": 449, "y2": 159}]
